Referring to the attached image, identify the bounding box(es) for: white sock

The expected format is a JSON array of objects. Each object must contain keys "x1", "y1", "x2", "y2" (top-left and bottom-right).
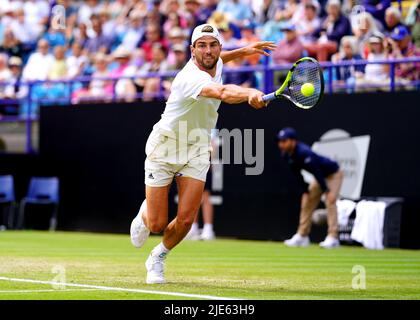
[
  {"x1": 190, "y1": 222, "x2": 199, "y2": 233},
  {"x1": 203, "y1": 223, "x2": 213, "y2": 233},
  {"x1": 151, "y1": 242, "x2": 170, "y2": 260}
]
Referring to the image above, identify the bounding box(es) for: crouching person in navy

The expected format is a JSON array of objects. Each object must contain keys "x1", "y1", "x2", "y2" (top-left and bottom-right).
[{"x1": 277, "y1": 127, "x2": 343, "y2": 248}]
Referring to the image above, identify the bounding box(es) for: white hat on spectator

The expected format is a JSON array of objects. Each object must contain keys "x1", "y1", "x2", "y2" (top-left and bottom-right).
[
  {"x1": 8, "y1": 56, "x2": 23, "y2": 67},
  {"x1": 172, "y1": 43, "x2": 186, "y2": 52},
  {"x1": 327, "y1": 0, "x2": 341, "y2": 7},
  {"x1": 129, "y1": 10, "x2": 145, "y2": 20},
  {"x1": 191, "y1": 24, "x2": 221, "y2": 45},
  {"x1": 169, "y1": 27, "x2": 185, "y2": 39},
  {"x1": 113, "y1": 46, "x2": 131, "y2": 59}
]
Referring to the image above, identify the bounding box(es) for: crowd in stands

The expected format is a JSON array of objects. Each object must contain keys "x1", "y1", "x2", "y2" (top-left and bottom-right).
[{"x1": 0, "y1": 0, "x2": 419, "y2": 117}]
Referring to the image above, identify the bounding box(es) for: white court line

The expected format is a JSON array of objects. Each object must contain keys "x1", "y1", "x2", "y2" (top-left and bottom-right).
[
  {"x1": 0, "y1": 277, "x2": 243, "y2": 300},
  {"x1": 0, "y1": 289, "x2": 102, "y2": 293}
]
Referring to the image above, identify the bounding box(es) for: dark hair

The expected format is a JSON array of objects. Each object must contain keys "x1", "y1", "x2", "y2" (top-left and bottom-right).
[{"x1": 201, "y1": 25, "x2": 214, "y2": 33}]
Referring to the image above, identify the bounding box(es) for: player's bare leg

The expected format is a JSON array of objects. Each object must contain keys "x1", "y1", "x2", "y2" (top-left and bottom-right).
[
  {"x1": 130, "y1": 185, "x2": 170, "y2": 249},
  {"x1": 145, "y1": 176, "x2": 204, "y2": 284},
  {"x1": 163, "y1": 176, "x2": 205, "y2": 249},
  {"x1": 144, "y1": 185, "x2": 171, "y2": 232}
]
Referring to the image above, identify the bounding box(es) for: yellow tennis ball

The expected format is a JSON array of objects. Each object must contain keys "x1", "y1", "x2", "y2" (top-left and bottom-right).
[{"x1": 301, "y1": 83, "x2": 315, "y2": 97}]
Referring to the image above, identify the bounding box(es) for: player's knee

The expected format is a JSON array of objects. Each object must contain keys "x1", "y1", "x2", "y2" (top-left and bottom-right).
[
  {"x1": 148, "y1": 219, "x2": 167, "y2": 233},
  {"x1": 176, "y1": 214, "x2": 195, "y2": 230}
]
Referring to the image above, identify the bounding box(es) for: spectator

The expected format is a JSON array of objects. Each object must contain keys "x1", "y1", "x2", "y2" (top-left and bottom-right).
[
  {"x1": 351, "y1": 11, "x2": 380, "y2": 58},
  {"x1": 237, "y1": 22, "x2": 262, "y2": 65},
  {"x1": 219, "y1": 25, "x2": 240, "y2": 49},
  {"x1": 331, "y1": 36, "x2": 365, "y2": 89},
  {"x1": 274, "y1": 0, "x2": 299, "y2": 22},
  {"x1": 53, "y1": 0, "x2": 78, "y2": 44},
  {"x1": 128, "y1": 43, "x2": 170, "y2": 101},
  {"x1": 305, "y1": 0, "x2": 351, "y2": 61},
  {"x1": 22, "y1": 39, "x2": 54, "y2": 81},
  {"x1": 4, "y1": 56, "x2": 26, "y2": 101},
  {"x1": 167, "y1": 27, "x2": 188, "y2": 48},
  {"x1": 216, "y1": 0, "x2": 254, "y2": 28},
  {"x1": 385, "y1": 26, "x2": 420, "y2": 82},
  {"x1": 163, "y1": 12, "x2": 188, "y2": 36},
  {"x1": 405, "y1": 0, "x2": 420, "y2": 27},
  {"x1": 66, "y1": 42, "x2": 89, "y2": 79},
  {"x1": 295, "y1": 2, "x2": 321, "y2": 46},
  {"x1": 109, "y1": 46, "x2": 132, "y2": 78},
  {"x1": 78, "y1": 0, "x2": 103, "y2": 24},
  {"x1": 48, "y1": 45, "x2": 68, "y2": 81},
  {"x1": 254, "y1": 0, "x2": 283, "y2": 25},
  {"x1": 208, "y1": 11, "x2": 241, "y2": 39},
  {"x1": 184, "y1": 0, "x2": 202, "y2": 28},
  {"x1": 361, "y1": 0, "x2": 390, "y2": 27},
  {"x1": 72, "y1": 22, "x2": 89, "y2": 48},
  {"x1": 0, "y1": 53, "x2": 12, "y2": 98},
  {"x1": 272, "y1": 24, "x2": 304, "y2": 64},
  {"x1": 356, "y1": 33, "x2": 389, "y2": 90},
  {"x1": 291, "y1": 0, "x2": 320, "y2": 25},
  {"x1": 85, "y1": 17, "x2": 114, "y2": 55},
  {"x1": 0, "y1": 28, "x2": 25, "y2": 59},
  {"x1": 23, "y1": 0, "x2": 50, "y2": 29},
  {"x1": 384, "y1": 6, "x2": 407, "y2": 34},
  {"x1": 140, "y1": 23, "x2": 168, "y2": 62},
  {"x1": 120, "y1": 10, "x2": 146, "y2": 52},
  {"x1": 162, "y1": 43, "x2": 188, "y2": 96},
  {"x1": 197, "y1": 0, "x2": 219, "y2": 25},
  {"x1": 43, "y1": 26, "x2": 67, "y2": 48},
  {"x1": 105, "y1": 0, "x2": 129, "y2": 21},
  {"x1": 146, "y1": 0, "x2": 164, "y2": 26},
  {"x1": 10, "y1": 8, "x2": 40, "y2": 45},
  {"x1": 411, "y1": 4, "x2": 420, "y2": 48},
  {"x1": 168, "y1": 43, "x2": 187, "y2": 71},
  {"x1": 98, "y1": 9, "x2": 117, "y2": 40},
  {"x1": 73, "y1": 53, "x2": 113, "y2": 103},
  {"x1": 43, "y1": 45, "x2": 69, "y2": 103},
  {"x1": 166, "y1": 28, "x2": 188, "y2": 66}
]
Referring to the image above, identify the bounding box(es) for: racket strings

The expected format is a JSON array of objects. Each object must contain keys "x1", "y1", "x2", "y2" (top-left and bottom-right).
[{"x1": 288, "y1": 61, "x2": 322, "y2": 109}]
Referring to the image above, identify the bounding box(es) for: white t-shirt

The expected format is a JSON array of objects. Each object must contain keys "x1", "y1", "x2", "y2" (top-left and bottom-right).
[
  {"x1": 365, "y1": 53, "x2": 388, "y2": 81},
  {"x1": 154, "y1": 57, "x2": 223, "y2": 146}
]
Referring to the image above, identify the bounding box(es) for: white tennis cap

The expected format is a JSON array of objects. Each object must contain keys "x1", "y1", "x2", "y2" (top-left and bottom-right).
[{"x1": 191, "y1": 24, "x2": 221, "y2": 45}]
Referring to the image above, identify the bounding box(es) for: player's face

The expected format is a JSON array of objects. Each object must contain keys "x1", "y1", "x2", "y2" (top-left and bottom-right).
[
  {"x1": 278, "y1": 139, "x2": 294, "y2": 154},
  {"x1": 191, "y1": 37, "x2": 221, "y2": 70}
]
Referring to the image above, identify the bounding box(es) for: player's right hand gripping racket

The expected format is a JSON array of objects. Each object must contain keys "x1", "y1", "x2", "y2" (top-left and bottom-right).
[{"x1": 262, "y1": 57, "x2": 324, "y2": 109}]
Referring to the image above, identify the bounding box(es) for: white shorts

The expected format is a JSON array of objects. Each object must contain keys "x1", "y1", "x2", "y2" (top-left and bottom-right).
[{"x1": 144, "y1": 129, "x2": 211, "y2": 187}]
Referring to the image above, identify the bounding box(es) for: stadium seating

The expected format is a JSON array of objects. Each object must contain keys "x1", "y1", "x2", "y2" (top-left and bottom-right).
[
  {"x1": 0, "y1": 174, "x2": 16, "y2": 229},
  {"x1": 17, "y1": 177, "x2": 59, "y2": 231}
]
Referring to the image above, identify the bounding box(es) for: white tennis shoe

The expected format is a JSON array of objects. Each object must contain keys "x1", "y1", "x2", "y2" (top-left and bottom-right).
[
  {"x1": 319, "y1": 235, "x2": 340, "y2": 249},
  {"x1": 200, "y1": 229, "x2": 215, "y2": 241},
  {"x1": 284, "y1": 233, "x2": 310, "y2": 247},
  {"x1": 184, "y1": 228, "x2": 201, "y2": 240},
  {"x1": 130, "y1": 200, "x2": 150, "y2": 248},
  {"x1": 145, "y1": 253, "x2": 166, "y2": 284}
]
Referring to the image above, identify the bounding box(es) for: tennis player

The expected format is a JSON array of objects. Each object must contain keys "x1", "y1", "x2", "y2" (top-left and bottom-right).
[{"x1": 130, "y1": 24, "x2": 276, "y2": 284}]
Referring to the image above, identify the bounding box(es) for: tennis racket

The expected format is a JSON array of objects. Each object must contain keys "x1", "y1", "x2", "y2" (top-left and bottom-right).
[{"x1": 262, "y1": 57, "x2": 324, "y2": 109}]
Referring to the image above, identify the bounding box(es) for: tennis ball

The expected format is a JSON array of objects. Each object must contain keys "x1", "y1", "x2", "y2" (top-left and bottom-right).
[{"x1": 301, "y1": 83, "x2": 315, "y2": 97}]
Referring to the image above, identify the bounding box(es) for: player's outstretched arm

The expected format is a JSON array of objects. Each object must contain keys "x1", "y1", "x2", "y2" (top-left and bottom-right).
[
  {"x1": 200, "y1": 84, "x2": 266, "y2": 109},
  {"x1": 220, "y1": 41, "x2": 277, "y2": 64}
]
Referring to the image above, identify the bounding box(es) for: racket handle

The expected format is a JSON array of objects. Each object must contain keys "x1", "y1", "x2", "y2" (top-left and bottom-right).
[{"x1": 262, "y1": 92, "x2": 276, "y2": 102}]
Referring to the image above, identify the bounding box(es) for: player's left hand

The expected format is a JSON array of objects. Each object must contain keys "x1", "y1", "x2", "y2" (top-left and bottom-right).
[{"x1": 245, "y1": 41, "x2": 277, "y2": 57}]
